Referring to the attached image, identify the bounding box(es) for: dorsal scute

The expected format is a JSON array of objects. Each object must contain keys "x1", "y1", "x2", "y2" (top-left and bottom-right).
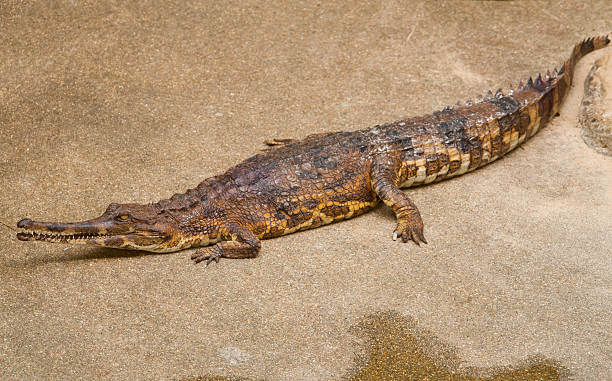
[{"x1": 536, "y1": 73, "x2": 544, "y2": 85}]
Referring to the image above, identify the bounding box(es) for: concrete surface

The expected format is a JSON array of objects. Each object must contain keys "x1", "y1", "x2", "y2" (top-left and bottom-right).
[{"x1": 1, "y1": 1, "x2": 610, "y2": 380}]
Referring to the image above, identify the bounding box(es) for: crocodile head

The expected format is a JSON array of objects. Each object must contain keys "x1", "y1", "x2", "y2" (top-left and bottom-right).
[{"x1": 17, "y1": 203, "x2": 188, "y2": 253}]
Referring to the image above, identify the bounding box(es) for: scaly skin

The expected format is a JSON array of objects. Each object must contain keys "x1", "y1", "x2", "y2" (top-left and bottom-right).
[{"x1": 17, "y1": 36, "x2": 610, "y2": 264}]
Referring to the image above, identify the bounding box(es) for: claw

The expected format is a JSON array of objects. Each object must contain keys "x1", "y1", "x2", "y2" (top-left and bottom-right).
[
  {"x1": 419, "y1": 230, "x2": 427, "y2": 244},
  {"x1": 206, "y1": 255, "x2": 220, "y2": 266},
  {"x1": 393, "y1": 218, "x2": 426, "y2": 246},
  {"x1": 191, "y1": 246, "x2": 223, "y2": 265},
  {"x1": 193, "y1": 254, "x2": 207, "y2": 264},
  {"x1": 410, "y1": 229, "x2": 420, "y2": 246}
]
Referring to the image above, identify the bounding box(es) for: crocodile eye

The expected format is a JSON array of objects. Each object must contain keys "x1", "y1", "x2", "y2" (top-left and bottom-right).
[{"x1": 116, "y1": 215, "x2": 129, "y2": 221}]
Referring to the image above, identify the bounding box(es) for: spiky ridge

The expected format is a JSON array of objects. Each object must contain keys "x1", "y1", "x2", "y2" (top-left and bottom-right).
[{"x1": 441, "y1": 35, "x2": 610, "y2": 112}]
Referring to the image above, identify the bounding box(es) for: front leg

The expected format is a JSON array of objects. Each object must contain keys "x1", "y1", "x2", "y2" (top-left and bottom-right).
[
  {"x1": 371, "y1": 159, "x2": 427, "y2": 245},
  {"x1": 191, "y1": 223, "x2": 261, "y2": 265}
]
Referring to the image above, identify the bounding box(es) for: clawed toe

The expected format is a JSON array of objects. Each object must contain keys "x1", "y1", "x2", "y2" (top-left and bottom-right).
[
  {"x1": 393, "y1": 223, "x2": 427, "y2": 246},
  {"x1": 191, "y1": 247, "x2": 223, "y2": 265}
]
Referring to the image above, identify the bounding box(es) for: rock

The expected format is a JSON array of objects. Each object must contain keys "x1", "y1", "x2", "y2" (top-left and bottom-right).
[{"x1": 580, "y1": 53, "x2": 612, "y2": 156}]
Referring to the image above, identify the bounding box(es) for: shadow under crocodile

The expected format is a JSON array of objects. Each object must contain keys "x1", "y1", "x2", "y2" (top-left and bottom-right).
[{"x1": 7, "y1": 246, "x2": 156, "y2": 268}]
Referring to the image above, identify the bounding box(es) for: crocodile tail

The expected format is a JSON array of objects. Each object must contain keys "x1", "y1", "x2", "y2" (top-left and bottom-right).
[
  {"x1": 508, "y1": 35, "x2": 610, "y2": 142},
  {"x1": 559, "y1": 35, "x2": 610, "y2": 88},
  {"x1": 458, "y1": 36, "x2": 611, "y2": 177}
]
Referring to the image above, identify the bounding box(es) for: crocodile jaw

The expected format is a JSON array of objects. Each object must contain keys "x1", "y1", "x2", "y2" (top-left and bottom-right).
[{"x1": 16, "y1": 217, "x2": 173, "y2": 252}]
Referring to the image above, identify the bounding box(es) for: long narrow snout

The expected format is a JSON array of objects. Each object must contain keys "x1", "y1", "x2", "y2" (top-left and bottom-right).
[
  {"x1": 16, "y1": 211, "x2": 174, "y2": 252},
  {"x1": 16, "y1": 217, "x2": 113, "y2": 242}
]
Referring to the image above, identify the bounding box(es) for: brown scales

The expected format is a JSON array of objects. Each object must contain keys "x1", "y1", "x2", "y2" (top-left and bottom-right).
[{"x1": 17, "y1": 36, "x2": 611, "y2": 264}]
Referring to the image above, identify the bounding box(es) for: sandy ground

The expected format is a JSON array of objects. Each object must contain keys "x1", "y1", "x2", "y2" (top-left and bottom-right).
[{"x1": 1, "y1": 1, "x2": 611, "y2": 380}]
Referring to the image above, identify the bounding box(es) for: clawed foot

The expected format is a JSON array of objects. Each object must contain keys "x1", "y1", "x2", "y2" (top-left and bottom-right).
[
  {"x1": 191, "y1": 245, "x2": 223, "y2": 265},
  {"x1": 392, "y1": 218, "x2": 427, "y2": 246}
]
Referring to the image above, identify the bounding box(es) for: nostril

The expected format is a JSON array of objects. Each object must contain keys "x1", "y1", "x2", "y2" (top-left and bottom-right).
[{"x1": 17, "y1": 218, "x2": 32, "y2": 228}]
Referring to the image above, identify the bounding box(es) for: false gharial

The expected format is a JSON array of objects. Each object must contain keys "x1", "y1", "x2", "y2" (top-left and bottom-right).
[{"x1": 17, "y1": 36, "x2": 610, "y2": 264}]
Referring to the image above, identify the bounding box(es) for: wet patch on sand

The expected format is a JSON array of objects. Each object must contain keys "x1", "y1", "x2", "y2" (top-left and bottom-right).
[
  {"x1": 345, "y1": 311, "x2": 566, "y2": 381},
  {"x1": 181, "y1": 311, "x2": 566, "y2": 381}
]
